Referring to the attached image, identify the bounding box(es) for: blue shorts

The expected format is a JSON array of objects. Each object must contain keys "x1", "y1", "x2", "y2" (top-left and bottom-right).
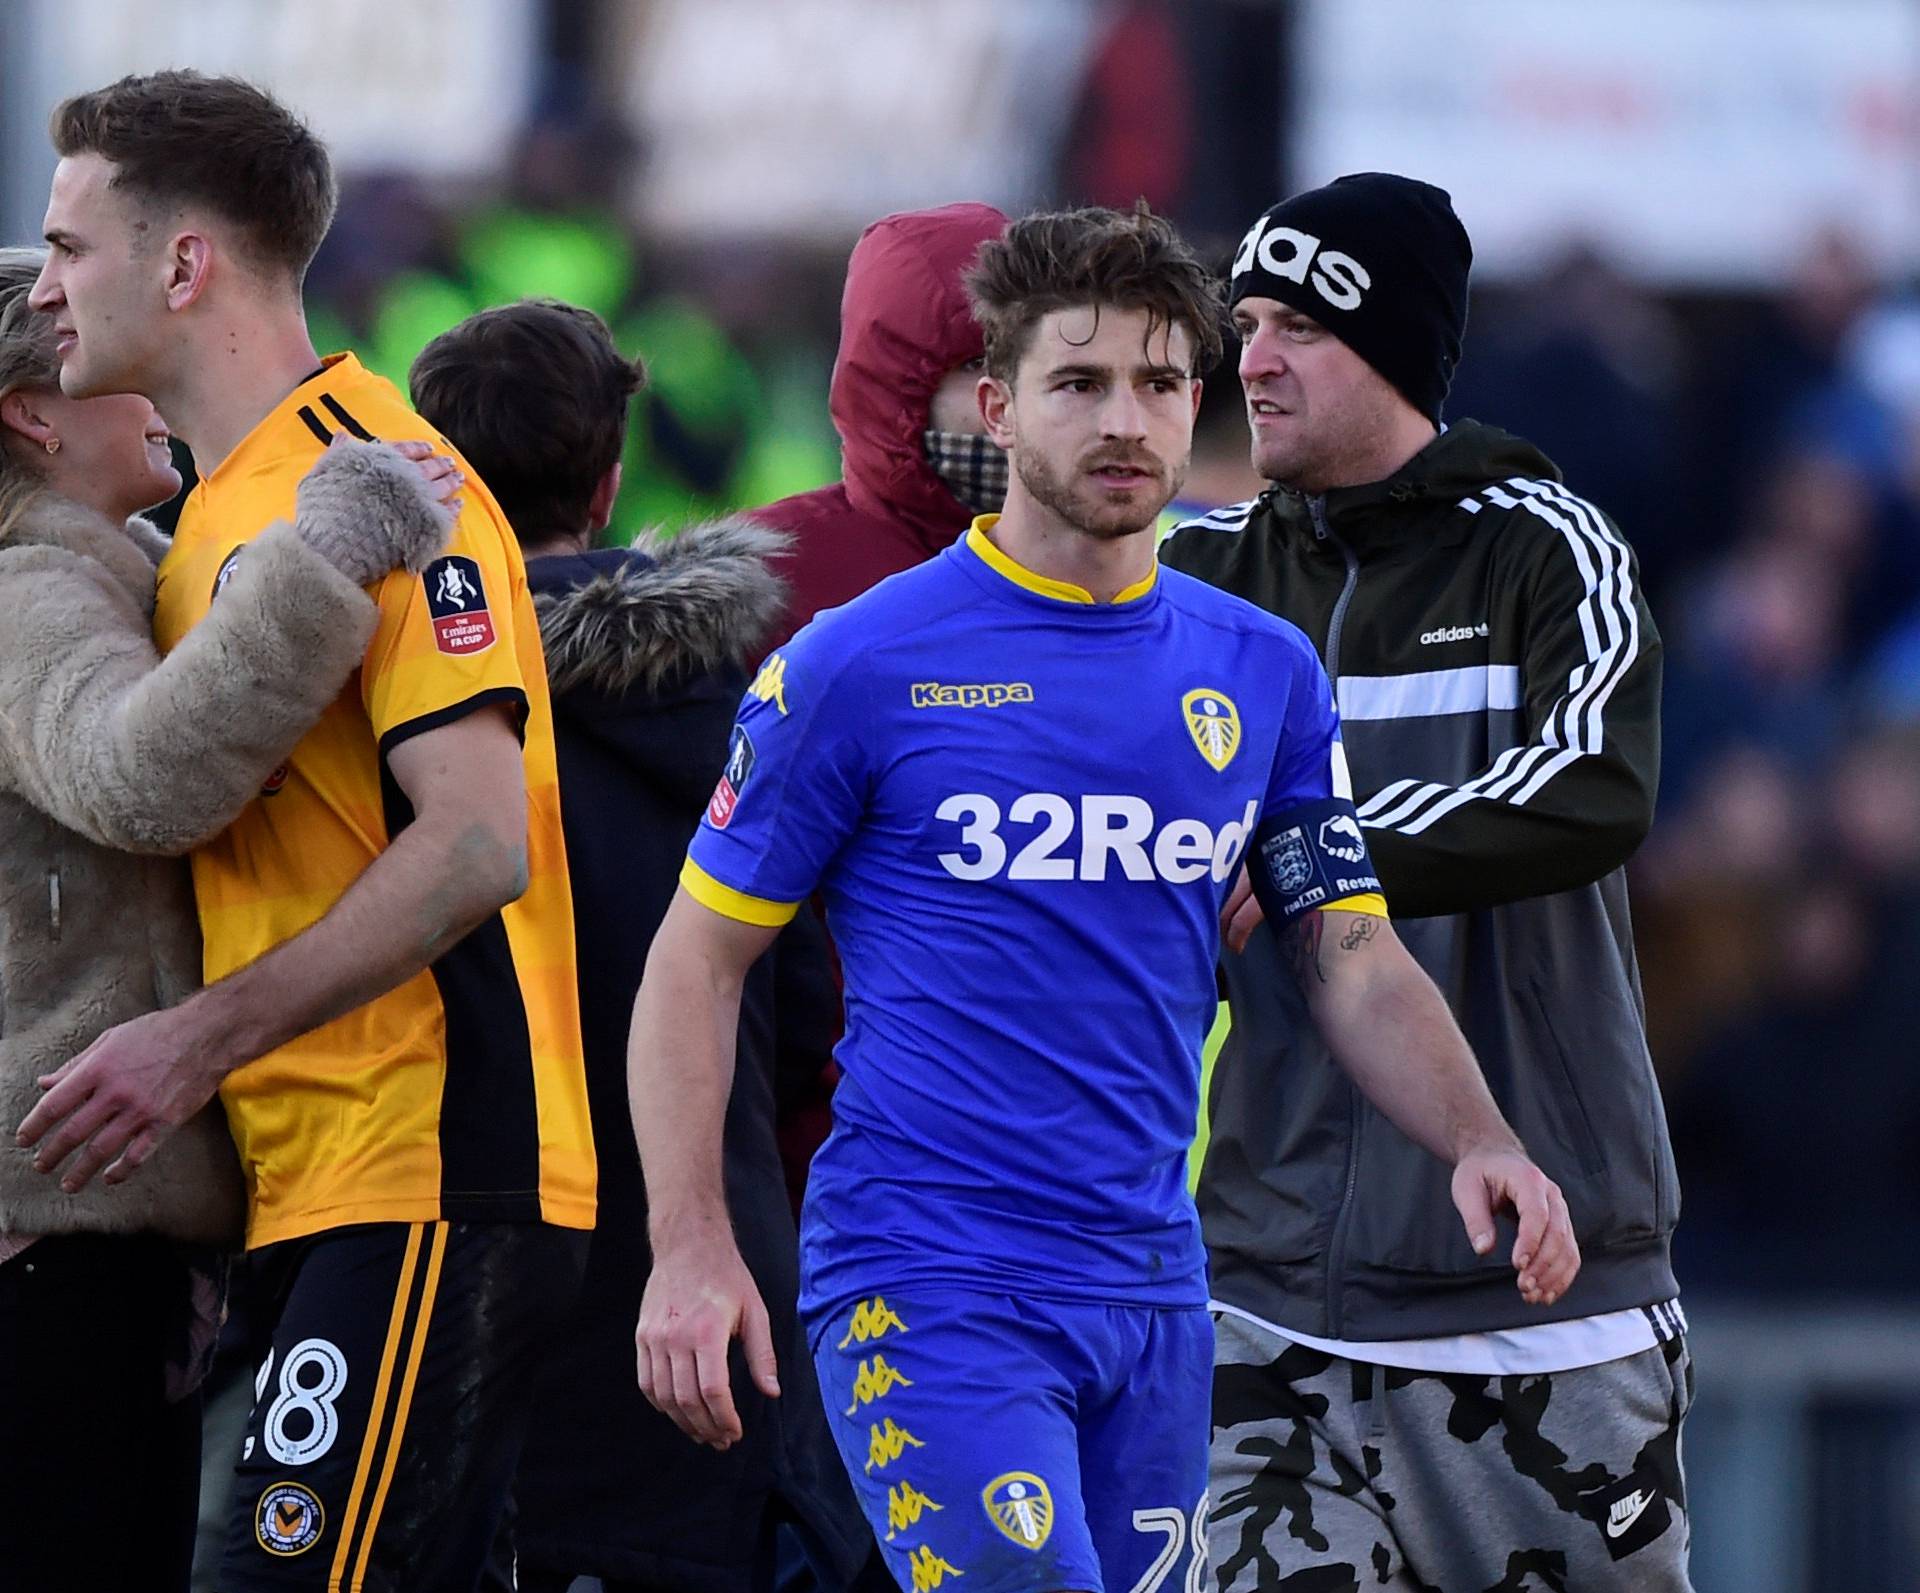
[{"x1": 810, "y1": 1288, "x2": 1210, "y2": 1593}]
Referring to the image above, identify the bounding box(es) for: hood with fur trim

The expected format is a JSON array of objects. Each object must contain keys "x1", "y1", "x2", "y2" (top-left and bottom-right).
[{"x1": 528, "y1": 518, "x2": 788, "y2": 812}]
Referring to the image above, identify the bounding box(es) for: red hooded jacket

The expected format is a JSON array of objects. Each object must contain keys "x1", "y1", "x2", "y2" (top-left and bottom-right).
[
  {"x1": 751, "y1": 204, "x2": 1007, "y2": 1218},
  {"x1": 754, "y1": 201, "x2": 1009, "y2": 656}
]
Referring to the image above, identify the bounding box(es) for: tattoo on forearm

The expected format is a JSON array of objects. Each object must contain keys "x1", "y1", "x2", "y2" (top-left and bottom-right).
[
  {"x1": 1280, "y1": 912, "x2": 1380, "y2": 990},
  {"x1": 1280, "y1": 913, "x2": 1328, "y2": 986}
]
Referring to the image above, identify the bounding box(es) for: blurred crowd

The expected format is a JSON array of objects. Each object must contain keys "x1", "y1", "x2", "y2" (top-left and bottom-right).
[{"x1": 300, "y1": 115, "x2": 1920, "y2": 1308}]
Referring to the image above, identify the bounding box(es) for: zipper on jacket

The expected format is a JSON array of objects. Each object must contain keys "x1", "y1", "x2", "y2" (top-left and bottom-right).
[
  {"x1": 1310, "y1": 492, "x2": 1363, "y2": 1334},
  {"x1": 1309, "y1": 495, "x2": 1361, "y2": 684},
  {"x1": 1324, "y1": 1099, "x2": 1361, "y2": 1337}
]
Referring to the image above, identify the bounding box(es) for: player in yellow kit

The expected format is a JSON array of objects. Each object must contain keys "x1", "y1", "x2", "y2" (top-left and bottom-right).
[{"x1": 18, "y1": 73, "x2": 593, "y2": 1590}]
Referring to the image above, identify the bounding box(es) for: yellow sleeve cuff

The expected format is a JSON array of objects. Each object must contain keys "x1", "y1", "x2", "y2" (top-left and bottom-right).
[
  {"x1": 679, "y1": 857, "x2": 801, "y2": 927},
  {"x1": 1323, "y1": 892, "x2": 1390, "y2": 919}
]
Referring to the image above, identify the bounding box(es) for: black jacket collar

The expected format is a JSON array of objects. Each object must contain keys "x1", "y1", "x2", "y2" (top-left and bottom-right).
[{"x1": 1262, "y1": 420, "x2": 1563, "y2": 556}]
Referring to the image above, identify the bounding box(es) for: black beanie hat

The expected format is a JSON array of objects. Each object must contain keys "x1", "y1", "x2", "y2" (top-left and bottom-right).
[{"x1": 1230, "y1": 172, "x2": 1472, "y2": 423}]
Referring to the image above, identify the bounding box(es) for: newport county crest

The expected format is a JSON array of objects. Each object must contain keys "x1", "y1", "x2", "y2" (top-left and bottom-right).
[
  {"x1": 255, "y1": 1482, "x2": 324, "y2": 1557},
  {"x1": 1181, "y1": 688, "x2": 1241, "y2": 771},
  {"x1": 982, "y1": 1472, "x2": 1053, "y2": 1551}
]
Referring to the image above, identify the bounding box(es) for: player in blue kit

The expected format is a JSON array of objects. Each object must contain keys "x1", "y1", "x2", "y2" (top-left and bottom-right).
[{"x1": 628, "y1": 206, "x2": 1578, "y2": 1593}]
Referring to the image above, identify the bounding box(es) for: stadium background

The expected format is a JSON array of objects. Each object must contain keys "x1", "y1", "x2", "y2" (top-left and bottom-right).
[{"x1": 3, "y1": 2, "x2": 1917, "y2": 1587}]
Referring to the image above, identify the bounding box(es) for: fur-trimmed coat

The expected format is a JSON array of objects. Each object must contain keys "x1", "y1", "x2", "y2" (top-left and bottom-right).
[
  {"x1": 0, "y1": 448, "x2": 449, "y2": 1246},
  {"x1": 514, "y1": 522, "x2": 872, "y2": 1593}
]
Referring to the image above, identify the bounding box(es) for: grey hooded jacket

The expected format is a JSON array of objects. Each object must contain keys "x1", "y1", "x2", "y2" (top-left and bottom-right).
[{"x1": 1162, "y1": 420, "x2": 1678, "y2": 1340}]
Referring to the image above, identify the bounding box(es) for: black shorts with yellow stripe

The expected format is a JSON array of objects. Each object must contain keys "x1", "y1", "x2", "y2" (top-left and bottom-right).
[{"x1": 219, "y1": 1220, "x2": 584, "y2": 1592}]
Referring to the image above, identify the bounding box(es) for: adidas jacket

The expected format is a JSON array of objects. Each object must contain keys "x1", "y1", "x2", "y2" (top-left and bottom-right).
[{"x1": 1162, "y1": 420, "x2": 1679, "y2": 1339}]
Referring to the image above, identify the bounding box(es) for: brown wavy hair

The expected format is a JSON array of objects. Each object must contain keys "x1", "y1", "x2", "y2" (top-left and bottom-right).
[{"x1": 965, "y1": 202, "x2": 1224, "y2": 384}]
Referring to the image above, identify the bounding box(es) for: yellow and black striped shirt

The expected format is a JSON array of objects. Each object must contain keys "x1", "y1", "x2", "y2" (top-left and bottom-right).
[{"x1": 153, "y1": 353, "x2": 594, "y2": 1248}]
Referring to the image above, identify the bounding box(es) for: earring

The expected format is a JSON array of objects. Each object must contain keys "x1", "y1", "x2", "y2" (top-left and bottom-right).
[{"x1": 44, "y1": 438, "x2": 59, "y2": 455}]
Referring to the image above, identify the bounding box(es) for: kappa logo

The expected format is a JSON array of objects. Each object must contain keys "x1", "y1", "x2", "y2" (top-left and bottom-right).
[
  {"x1": 982, "y1": 1472, "x2": 1053, "y2": 1551},
  {"x1": 422, "y1": 556, "x2": 495, "y2": 655},
  {"x1": 886, "y1": 1481, "x2": 944, "y2": 1541},
  {"x1": 1319, "y1": 814, "x2": 1366, "y2": 863},
  {"x1": 1233, "y1": 217, "x2": 1372, "y2": 313},
  {"x1": 844, "y1": 1353, "x2": 913, "y2": 1414},
  {"x1": 838, "y1": 1297, "x2": 909, "y2": 1348},
  {"x1": 865, "y1": 1417, "x2": 926, "y2": 1474},
  {"x1": 749, "y1": 653, "x2": 790, "y2": 715},
  {"x1": 1182, "y1": 688, "x2": 1241, "y2": 772},
  {"x1": 907, "y1": 1545, "x2": 964, "y2": 1590},
  {"x1": 1420, "y1": 623, "x2": 1489, "y2": 645},
  {"x1": 255, "y1": 1481, "x2": 324, "y2": 1557},
  {"x1": 707, "y1": 725, "x2": 755, "y2": 829},
  {"x1": 910, "y1": 681, "x2": 1034, "y2": 710}
]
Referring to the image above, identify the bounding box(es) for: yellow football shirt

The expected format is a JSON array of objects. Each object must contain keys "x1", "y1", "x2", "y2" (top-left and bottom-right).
[{"x1": 153, "y1": 353, "x2": 594, "y2": 1248}]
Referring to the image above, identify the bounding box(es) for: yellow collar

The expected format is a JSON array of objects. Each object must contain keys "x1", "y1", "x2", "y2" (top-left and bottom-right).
[
  {"x1": 966, "y1": 516, "x2": 1158, "y2": 605},
  {"x1": 197, "y1": 351, "x2": 372, "y2": 489}
]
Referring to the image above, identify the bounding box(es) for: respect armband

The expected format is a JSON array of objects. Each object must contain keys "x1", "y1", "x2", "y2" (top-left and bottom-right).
[{"x1": 1249, "y1": 797, "x2": 1383, "y2": 927}]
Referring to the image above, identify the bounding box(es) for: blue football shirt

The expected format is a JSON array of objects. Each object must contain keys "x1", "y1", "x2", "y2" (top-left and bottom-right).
[{"x1": 685, "y1": 521, "x2": 1382, "y2": 1315}]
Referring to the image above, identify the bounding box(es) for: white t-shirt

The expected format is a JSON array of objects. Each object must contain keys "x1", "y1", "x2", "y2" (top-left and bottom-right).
[{"x1": 1211, "y1": 1297, "x2": 1687, "y2": 1375}]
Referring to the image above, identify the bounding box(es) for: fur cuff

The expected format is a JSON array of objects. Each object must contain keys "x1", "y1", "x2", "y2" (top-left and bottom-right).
[
  {"x1": 121, "y1": 515, "x2": 171, "y2": 569},
  {"x1": 293, "y1": 437, "x2": 456, "y2": 587}
]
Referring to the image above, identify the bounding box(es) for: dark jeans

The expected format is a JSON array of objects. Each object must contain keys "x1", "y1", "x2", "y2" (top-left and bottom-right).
[{"x1": 0, "y1": 1232, "x2": 203, "y2": 1590}]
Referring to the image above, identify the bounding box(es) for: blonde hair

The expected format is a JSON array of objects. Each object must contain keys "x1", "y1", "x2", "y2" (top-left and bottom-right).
[{"x1": 0, "y1": 247, "x2": 60, "y2": 541}]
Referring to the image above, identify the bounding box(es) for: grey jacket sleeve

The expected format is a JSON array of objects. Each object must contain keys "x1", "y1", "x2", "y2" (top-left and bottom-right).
[
  {"x1": 1358, "y1": 506, "x2": 1662, "y2": 916},
  {"x1": 0, "y1": 523, "x2": 378, "y2": 856}
]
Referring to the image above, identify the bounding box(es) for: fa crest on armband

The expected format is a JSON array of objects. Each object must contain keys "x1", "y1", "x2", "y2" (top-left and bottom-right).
[{"x1": 1265, "y1": 828, "x2": 1314, "y2": 895}]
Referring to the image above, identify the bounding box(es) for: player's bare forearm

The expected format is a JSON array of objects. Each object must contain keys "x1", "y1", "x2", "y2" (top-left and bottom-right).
[
  {"x1": 1279, "y1": 909, "x2": 1580, "y2": 1303},
  {"x1": 627, "y1": 890, "x2": 775, "y2": 1251},
  {"x1": 1282, "y1": 910, "x2": 1521, "y2": 1165},
  {"x1": 195, "y1": 817, "x2": 518, "y2": 1068},
  {"x1": 18, "y1": 705, "x2": 529, "y2": 1188},
  {"x1": 630, "y1": 889, "x2": 786, "y2": 1446},
  {"x1": 177, "y1": 706, "x2": 525, "y2": 1069}
]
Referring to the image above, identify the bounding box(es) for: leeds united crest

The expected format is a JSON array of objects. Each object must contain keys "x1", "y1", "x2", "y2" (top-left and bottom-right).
[{"x1": 1182, "y1": 688, "x2": 1241, "y2": 772}]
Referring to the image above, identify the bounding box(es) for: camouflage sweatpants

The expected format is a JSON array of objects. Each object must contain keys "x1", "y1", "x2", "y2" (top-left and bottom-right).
[{"x1": 1209, "y1": 1310, "x2": 1694, "y2": 1593}]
